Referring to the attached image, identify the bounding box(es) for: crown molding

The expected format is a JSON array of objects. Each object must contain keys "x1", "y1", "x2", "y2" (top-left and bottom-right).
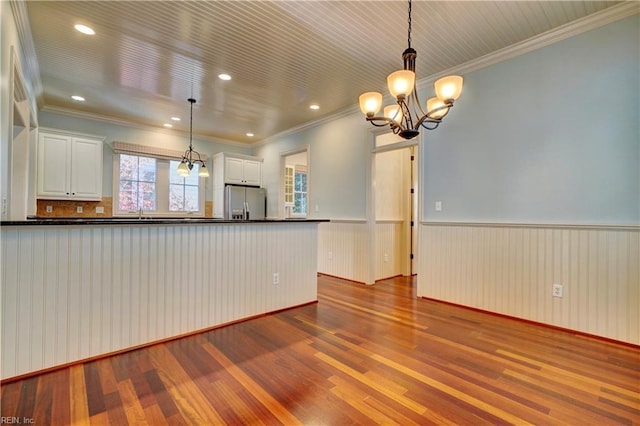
[
  {"x1": 252, "y1": 104, "x2": 361, "y2": 147},
  {"x1": 259, "y1": 2, "x2": 639, "y2": 147},
  {"x1": 416, "y1": 2, "x2": 640, "y2": 90},
  {"x1": 41, "y1": 105, "x2": 251, "y2": 149},
  {"x1": 10, "y1": 0, "x2": 43, "y2": 110}
]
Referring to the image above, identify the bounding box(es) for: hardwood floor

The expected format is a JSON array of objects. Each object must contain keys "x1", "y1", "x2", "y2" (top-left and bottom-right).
[{"x1": 2, "y1": 274, "x2": 639, "y2": 425}]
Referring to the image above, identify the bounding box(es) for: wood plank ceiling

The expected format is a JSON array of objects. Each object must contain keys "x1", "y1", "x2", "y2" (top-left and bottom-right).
[{"x1": 24, "y1": 1, "x2": 622, "y2": 144}]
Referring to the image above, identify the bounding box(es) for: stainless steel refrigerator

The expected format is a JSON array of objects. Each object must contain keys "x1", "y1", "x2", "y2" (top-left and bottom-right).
[{"x1": 225, "y1": 185, "x2": 266, "y2": 220}]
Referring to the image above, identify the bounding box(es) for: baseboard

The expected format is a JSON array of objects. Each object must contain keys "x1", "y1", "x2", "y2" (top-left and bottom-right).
[
  {"x1": 421, "y1": 296, "x2": 640, "y2": 349},
  {"x1": 0, "y1": 300, "x2": 318, "y2": 384}
]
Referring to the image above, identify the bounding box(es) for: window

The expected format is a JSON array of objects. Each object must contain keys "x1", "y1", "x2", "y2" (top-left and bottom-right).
[
  {"x1": 114, "y1": 154, "x2": 204, "y2": 216},
  {"x1": 118, "y1": 154, "x2": 157, "y2": 211},
  {"x1": 169, "y1": 160, "x2": 200, "y2": 212},
  {"x1": 293, "y1": 168, "x2": 307, "y2": 215}
]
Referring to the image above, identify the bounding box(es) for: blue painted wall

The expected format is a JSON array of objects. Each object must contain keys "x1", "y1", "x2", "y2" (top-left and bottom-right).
[{"x1": 421, "y1": 14, "x2": 639, "y2": 224}]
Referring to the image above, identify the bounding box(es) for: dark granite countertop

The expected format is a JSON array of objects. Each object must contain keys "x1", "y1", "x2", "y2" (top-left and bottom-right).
[{"x1": 1, "y1": 217, "x2": 329, "y2": 226}]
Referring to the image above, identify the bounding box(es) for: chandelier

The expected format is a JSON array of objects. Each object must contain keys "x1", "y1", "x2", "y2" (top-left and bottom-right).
[
  {"x1": 176, "y1": 98, "x2": 209, "y2": 177},
  {"x1": 359, "y1": 0, "x2": 463, "y2": 140}
]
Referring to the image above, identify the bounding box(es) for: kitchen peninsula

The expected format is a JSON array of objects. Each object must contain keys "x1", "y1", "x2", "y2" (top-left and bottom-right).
[{"x1": 1, "y1": 218, "x2": 326, "y2": 380}]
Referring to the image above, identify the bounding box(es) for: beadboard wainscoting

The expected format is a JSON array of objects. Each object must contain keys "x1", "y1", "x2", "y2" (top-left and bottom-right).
[
  {"x1": 317, "y1": 220, "x2": 407, "y2": 283},
  {"x1": 1, "y1": 222, "x2": 319, "y2": 380},
  {"x1": 375, "y1": 220, "x2": 405, "y2": 280},
  {"x1": 317, "y1": 221, "x2": 370, "y2": 283},
  {"x1": 418, "y1": 223, "x2": 640, "y2": 345}
]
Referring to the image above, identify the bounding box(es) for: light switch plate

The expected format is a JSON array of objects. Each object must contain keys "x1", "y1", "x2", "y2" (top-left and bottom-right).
[{"x1": 435, "y1": 201, "x2": 442, "y2": 212}]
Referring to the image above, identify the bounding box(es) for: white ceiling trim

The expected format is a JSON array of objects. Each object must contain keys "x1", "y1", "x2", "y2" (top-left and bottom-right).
[{"x1": 433, "y1": 2, "x2": 640, "y2": 85}]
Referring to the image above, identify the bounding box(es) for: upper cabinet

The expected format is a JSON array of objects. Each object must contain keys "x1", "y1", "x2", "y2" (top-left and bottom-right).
[
  {"x1": 213, "y1": 153, "x2": 263, "y2": 187},
  {"x1": 37, "y1": 129, "x2": 104, "y2": 200}
]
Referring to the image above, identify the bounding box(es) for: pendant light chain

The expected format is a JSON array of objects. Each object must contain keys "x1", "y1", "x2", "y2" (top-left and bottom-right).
[
  {"x1": 189, "y1": 98, "x2": 194, "y2": 149},
  {"x1": 407, "y1": 0, "x2": 412, "y2": 49}
]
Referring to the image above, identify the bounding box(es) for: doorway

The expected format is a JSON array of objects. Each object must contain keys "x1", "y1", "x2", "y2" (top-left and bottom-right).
[
  {"x1": 279, "y1": 146, "x2": 310, "y2": 219},
  {"x1": 370, "y1": 133, "x2": 420, "y2": 283}
]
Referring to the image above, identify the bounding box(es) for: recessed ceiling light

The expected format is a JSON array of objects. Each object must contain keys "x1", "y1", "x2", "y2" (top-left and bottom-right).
[
  {"x1": 74, "y1": 24, "x2": 95, "y2": 35},
  {"x1": 309, "y1": 104, "x2": 320, "y2": 110},
  {"x1": 71, "y1": 95, "x2": 85, "y2": 102},
  {"x1": 170, "y1": 116, "x2": 181, "y2": 121},
  {"x1": 246, "y1": 133, "x2": 254, "y2": 137},
  {"x1": 163, "y1": 123, "x2": 173, "y2": 128},
  {"x1": 218, "y1": 74, "x2": 232, "y2": 81}
]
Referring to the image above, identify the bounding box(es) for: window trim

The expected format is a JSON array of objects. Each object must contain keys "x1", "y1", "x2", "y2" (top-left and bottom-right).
[{"x1": 112, "y1": 152, "x2": 206, "y2": 218}]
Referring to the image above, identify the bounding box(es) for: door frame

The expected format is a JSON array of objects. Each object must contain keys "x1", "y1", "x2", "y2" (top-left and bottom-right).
[
  {"x1": 367, "y1": 132, "x2": 423, "y2": 285},
  {"x1": 278, "y1": 145, "x2": 310, "y2": 219}
]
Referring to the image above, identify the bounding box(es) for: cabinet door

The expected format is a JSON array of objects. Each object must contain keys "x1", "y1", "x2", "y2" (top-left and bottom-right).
[
  {"x1": 70, "y1": 137, "x2": 103, "y2": 199},
  {"x1": 243, "y1": 160, "x2": 262, "y2": 186},
  {"x1": 38, "y1": 133, "x2": 71, "y2": 198},
  {"x1": 224, "y1": 157, "x2": 245, "y2": 184}
]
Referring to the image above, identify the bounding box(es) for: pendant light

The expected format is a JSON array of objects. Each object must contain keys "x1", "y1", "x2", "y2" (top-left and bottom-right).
[
  {"x1": 177, "y1": 98, "x2": 209, "y2": 177},
  {"x1": 359, "y1": 0, "x2": 463, "y2": 140}
]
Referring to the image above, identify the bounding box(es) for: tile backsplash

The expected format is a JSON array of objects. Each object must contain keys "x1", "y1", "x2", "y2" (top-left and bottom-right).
[
  {"x1": 36, "y1": 198, "x2": 214, "y2": 218},
  {"x1": 36, "y1": 197, "x2": 113, "y2": 217}
]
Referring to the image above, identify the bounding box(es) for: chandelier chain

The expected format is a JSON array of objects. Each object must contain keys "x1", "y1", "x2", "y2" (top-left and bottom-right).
[
  {"x1": 407, "y1": 0, "x2": 412, "y2": 49},
  {"x1": 189, "y1": 98, "x2": 194, "y2": 149}
]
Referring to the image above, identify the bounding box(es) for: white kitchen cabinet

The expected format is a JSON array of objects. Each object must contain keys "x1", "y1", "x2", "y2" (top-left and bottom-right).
[
  {"x1": 212, "y1": 152, "x2": 263, "y2": 218},
  {"x1": 220, "y1": 155, "x2": 262, "y2": 186},
  {"x1": 37, "y1": 129, "x2": 104, "y2": 200}
]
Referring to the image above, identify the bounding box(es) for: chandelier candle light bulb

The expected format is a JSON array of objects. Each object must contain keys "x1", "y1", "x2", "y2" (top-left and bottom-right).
[
  {"x1": 434, "y1": 75, "x2": 464, "y2": 102},
  {"x1": 384, "y1": 105, "x2": 402, "y2": 123},
  {"x1": 387, "y1": 70, "x2": 416, "y2": 99},
  {"x1": 359, "y1": 0, "x2": 463, "y2": 139},
  {"x1": 426, "y1": 97, "x2": 447, "y2": 119},
  {"x1": 359, "y1": 92, "x2": 383, "y2": 117}
]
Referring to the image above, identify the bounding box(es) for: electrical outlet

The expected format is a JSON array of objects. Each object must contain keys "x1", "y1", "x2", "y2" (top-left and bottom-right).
[
  {"x1": 552, "y1": 284, "x2": 563, "y2": 298},
  {"x1": 96, "y1": 206, "x2": 105, "y2": 214},
  {"x1": 76, "y1": 206, "x2": 83, "y2": 213},
  {"x1": 272, "y1": 272, "x2": 279, "y2": 285},
  {"x1": 46, "y1": 205, "x2": 53, "y2": 213},
  {"x1": 1, "y1": 198, "x2": 7, "y2": 214},
  {"x1": 328, "y1": 251, "x2": 333, "y2": 260},
  {"x1": 384, "y1": 253, "x2": 389, "y2": 262}
]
